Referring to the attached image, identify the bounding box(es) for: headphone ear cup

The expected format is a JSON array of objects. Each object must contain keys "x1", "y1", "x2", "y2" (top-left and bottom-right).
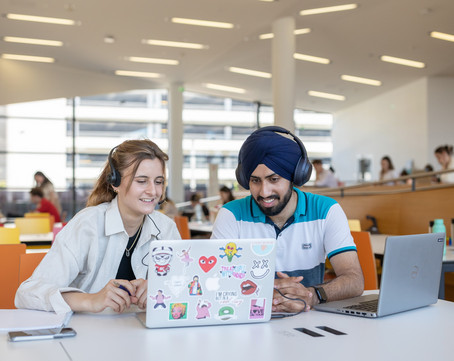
[
  {"x1": 107, "y1": 168, "x2": 121, "y2": 187},
  {"x1": 235, "y1": 163, "x2": 250, "y2": 190},
  {"x1": 293, "y1": 157, "x2": 312, "y2": 186}
]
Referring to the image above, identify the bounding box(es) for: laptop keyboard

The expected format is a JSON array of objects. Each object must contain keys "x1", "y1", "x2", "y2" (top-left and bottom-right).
[{"x1": 345, "y1": 299, "x2": 378, "y2": 312}]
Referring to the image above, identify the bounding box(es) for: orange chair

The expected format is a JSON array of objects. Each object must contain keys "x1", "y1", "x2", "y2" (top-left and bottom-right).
[
  {"x1": 19, "y1": 252, "x2": 46, "y2": 284},
  {"x1": 174, "y1": 215, "x2": 191, "y2": 240},
  {"x1": 351, "y1": 231, "x2": 379, "y2": 290},
  {"x1": 0, "y1": 227, "x2": 21, "y2": 244},
  {"x1": 0, "y1": 243, "x2": 26, "y2": 308}
]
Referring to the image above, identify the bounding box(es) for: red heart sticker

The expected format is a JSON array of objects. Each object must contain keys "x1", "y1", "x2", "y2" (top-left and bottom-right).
[{"x1": 199, "y1": 256, "x2": 217, "y2": 272}]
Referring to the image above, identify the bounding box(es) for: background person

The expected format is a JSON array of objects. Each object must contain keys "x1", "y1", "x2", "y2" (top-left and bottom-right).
[
  {"x1": 211, "y1": 126, "x2": 364, "y2": 313},
  {"x1": 29, "y1": 187, "x2": 61, "y2": 222},
  {"x1": 434, "y1": 145, "x2": 454, "y2": 183},
  {"x1": 379, "y1": 156, "x2": 398, "y2": 185},
  {"x1": 16, "y1": 139, "x2": 181, "y2": 314},
  {"x1": 312, "y1": 159, "x2": 339, "y2": 188},
  {"x1": 33, "y1": 171, "x2": 62, "y2": 216},
  {"x1": 219, "y1": 186, "x2": 235, "y2": 205}
]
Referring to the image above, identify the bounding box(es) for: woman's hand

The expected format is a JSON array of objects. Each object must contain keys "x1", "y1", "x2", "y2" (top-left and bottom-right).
[{"x1": 130, "y1": 278, "x2": 147, "y2": 310}]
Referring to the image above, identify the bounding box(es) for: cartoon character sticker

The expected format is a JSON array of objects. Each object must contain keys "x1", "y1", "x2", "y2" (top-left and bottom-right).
[
  {"x1": 170, "y1": 302, "x2": 187, "y2": 320},
  {"x1": 188, "y1": 275, "x2": 203, "y2": 295},
  {"x1": 150, "y1": 289, "x2": 171, "y2": 309},
  {"x1": 219, "y1": 242, "x2": 242, "y2": 262},
  {"x1": 178, "y1": 246, "x2": 194, "y2": 267},
  {"x1": 249, "y1": 298, "x2": 266, "y2": 320},
  {"x1": 199, "y1": 255, "x2": 217, "y2": 272},
  {"x1": 250, "y1": 259, "x2": 271, "y2": 279},
  {"x1": 196, "y1": 300, "x2": 212, "y2": 319},
  {"x1": 151, "y1": 246, "x2": 173, "y2": 276}
]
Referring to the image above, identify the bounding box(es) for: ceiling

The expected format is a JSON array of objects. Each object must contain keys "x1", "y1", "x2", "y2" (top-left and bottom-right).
[{"x1": 2, "y1": 0, "x2": 454, "y2": 113}]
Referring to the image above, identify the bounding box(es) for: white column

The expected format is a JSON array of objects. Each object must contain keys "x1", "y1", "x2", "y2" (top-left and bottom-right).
[
  {"x1": 272, "y1": 17, "x2": 295, "y2": 132},
  {"x1": 167, "y1": 83, "x2": 184, "y2": 203}
]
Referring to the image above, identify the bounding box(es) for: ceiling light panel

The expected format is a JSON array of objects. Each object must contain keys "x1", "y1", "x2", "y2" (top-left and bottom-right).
[
  {"x1": 341, "y1": 75, "x2": 382, "y2": 86},
  {"x1": 142, "y1": 39, "x2": 208, "y2": 49},
  {"x1": 205, "y1": 83, "x2": 246, "y2": 94},
  {"x1": 171, "y1": 17, "x2": 234, "y2": 29},
  {"x1": 300, "y1": 4, "x2": 358, "y2": 16},
  {"x1": 380, "y1": 55, "x2": 425, "y2": 68},
  {"x1": 115, "y1": 70, "x2": 162, "y2": 78},
  {"x1": 3, "y1": 36, "x2": 63, "y2": 47},
  {"x1": 228, "y1": 67, "x2": 271, "y2": 78},
  {"x1": 127, "y1": 57, "x2": 179, "y2": 65},
  {"x1": 6, "y1": 13, "x2": 76, "y2": 25},
  {"x1": 2, "y1": 53, "x2": 55, "y2": 63},
  {"x1": 259, "y1": 28, "x2": 311, "y2": 40},
  {"x1": 430, "y1": 31, "x2": 454, "y2": 43},
  {"x1": 308, "y1": 90, "x2": 346, "y2": 101},
  {"x1": 294, "y1": 53, "x2": 330, "y2": 64}
]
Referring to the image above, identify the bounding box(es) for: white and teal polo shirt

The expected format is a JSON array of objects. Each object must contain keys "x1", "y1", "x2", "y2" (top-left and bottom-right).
[{"x1": 211, "y1": 187, "x2": 356, "y2": 287}]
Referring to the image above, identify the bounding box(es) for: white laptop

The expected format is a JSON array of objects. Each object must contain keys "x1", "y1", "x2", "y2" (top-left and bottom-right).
[
  {"x1": 137, "y1": 238, "x2": 276, "y2": 328},
  {"x1": 314, "y1": 233, "x2": 445, "y2": 318}
]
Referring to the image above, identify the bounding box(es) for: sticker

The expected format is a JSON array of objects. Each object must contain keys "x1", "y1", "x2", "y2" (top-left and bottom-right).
[
  {"x1": 249, "y1": 298, "x2": 266, "y2": 320},
  {"x1": 220, "y1": 265, "x2": 247, "y2": 279},
  {"x1": 205, "y1": 274, "x2": 221, "y2": 291},
  {"x1": 151, "y1": 246, "x2": 173, "y2": 276},
  {"x1": 169, "y1": 302, "x2": 187, "y2": 320},
  {"x1": 216, "y1": 306, "x2": 236, "y2": 321},
  {"x1": 195, "y1": 300, "x2": 212, "y2": 319},
  {"x1": 188, "y1": 275, "x2": 203, "y2": 295},
  {"x1": 250, "y1": 259, "x2": 271, "y2": 279},
  {"x1": 215, "y1": 291, "x2": 243, "y2": 306},
  {"x1": 219, "y1": 242, "x2": 242, "y2": 262},
  {"x1": 240, "y1": 280, "x2": 258, "y2": 295},
  {"x1": 150, "y1": 289, "x2": 171, "y2": 309},
  {"x1": 178, "y1": 246, "x2": 194, "y2": 267},
  {"x1": 251, "y1": 240, "x2": 275, "y2": 256},
  {"x1": 165, "y1": 275, "x2": 189, "y2": 297},
  {"x1": 199, "y1": 255, "x2": 217, "y2": 272}
]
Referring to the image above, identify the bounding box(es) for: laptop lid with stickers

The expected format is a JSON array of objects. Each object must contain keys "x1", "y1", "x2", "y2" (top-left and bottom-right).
[{"x1": 138, "y1": 238, "x2": 276, "y2": 328}]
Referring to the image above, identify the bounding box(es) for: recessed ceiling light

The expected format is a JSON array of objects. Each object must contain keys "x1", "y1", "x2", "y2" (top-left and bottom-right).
[
  {"x1": 430, "y1": 31, "x2": 454, "y2": 43},
  {"x1": 6, "y1": 13, "x2": 76, "y2": 25},
  {"x1": 308, "y1": 90, "x2": 346, "y2": 101},
  {"x1": 259, "y1": 28, "x2": 311, "y2": 40},
  {"x1": 171, "y1": 17, "x2": 234, "y2": 29},
  {"x1": 205, "y1": 83, "x2": 246, "y2": 94},
  {"x1": 341, "y1": 74, "x2": 382, "y2": 86},
  {"x1": 300, "y1": 4, "x2": 358, "y2": 16},
  {"x1": 142, "y1": 39, "x2": 208, "y2": 50},
  {"x1": 115, "y1": 70, "x2": 162, "y2": 78},
  {"x1": 3, "y1": 36, "x2": 63, "y2": 47},
  {"x1": 127, "y1": 57, "x2": 179, "y2": 65},
  {"x1": 380, "y1": 55, "x2": 425, "y2": 68},
  {"x1": 1, "y1": 53, "x2": 55, "y2": 63},
  {"x1": 228, "y1": 67, "x2": 271, "y2": 78},
  {"x1": 294, "y1": 53, "x2": 330, "y2": 64}
]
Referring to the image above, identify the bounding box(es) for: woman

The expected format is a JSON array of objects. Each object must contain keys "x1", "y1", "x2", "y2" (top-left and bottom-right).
[
  {"x1": 219, "y1": 186, "x2": 235, "y2": 204},
  {"x1": 16, "y1": 139, "x2": 181, "y2": 314},
  {"x1": 434, "y1": 145, "x2": 454, "y2": 183},
  {"x1": 379, "y1": 156, "x2": 398, "y2": 185},
  {"x1": 34, "y1": 171, "x2": 62, "y2": 215}
]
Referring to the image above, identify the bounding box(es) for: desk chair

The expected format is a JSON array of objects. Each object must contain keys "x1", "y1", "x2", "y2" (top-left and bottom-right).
[
  {"x1": 174, "y1": 215, "x2": 191, "y2": 240},
  {"x1": 15, "y1": 217, "x2": 51, "y2": 234},
  {"x1": 351, "y1": 231, "x2": 379, "y2": 290},
  {"x1": 19, "y1": 252, "x2": 46, "y2": 284},
  {"x1": 0, "y1": 243, "x2": 26, "y2": 308},
  {"x1": 348, "y1": 219, "x2": 362, "y2": 231},
  {"x1": 25, "y1": 213, "x2": 55, "y2": 232},
  {"x1": 0, "y1": 227, "x2": 21, "y2": 244}
]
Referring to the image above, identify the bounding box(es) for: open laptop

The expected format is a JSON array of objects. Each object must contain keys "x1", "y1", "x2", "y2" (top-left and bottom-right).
[
  {"x1": 315, "y1": 233, "x2": 445, "y2": 318},
  {"x1": 137, "y1": 238, "x2": 276, "y2": 328}
]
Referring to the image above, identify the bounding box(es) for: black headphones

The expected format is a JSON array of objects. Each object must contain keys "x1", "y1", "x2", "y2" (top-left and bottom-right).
[
  {"x1": 107, "y1": 146, "x2": 121, "y2": 187},
  {"x1": 235, "y1": 126, "x2": 312, "y2": 189}
]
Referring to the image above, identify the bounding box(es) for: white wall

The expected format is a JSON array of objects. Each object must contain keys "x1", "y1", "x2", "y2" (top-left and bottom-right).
[{"x1": 332, "y1": 78, "x2": 428, "y2": 183}]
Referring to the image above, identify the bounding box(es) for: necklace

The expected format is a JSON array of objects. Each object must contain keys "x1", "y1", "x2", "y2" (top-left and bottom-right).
[{"x1": 125, "y1": 220, "x2": 144, "y2": 257}]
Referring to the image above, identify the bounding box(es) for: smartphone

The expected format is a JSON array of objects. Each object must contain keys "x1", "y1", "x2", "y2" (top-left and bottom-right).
[{"x1": 8, "y1": 327, "x2": 76, "y2": 342}]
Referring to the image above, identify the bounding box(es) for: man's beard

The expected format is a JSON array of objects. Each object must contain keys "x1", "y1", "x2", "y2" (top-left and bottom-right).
[{"x1": 254, "y1": 184, "x2": 293, "y2": 217}]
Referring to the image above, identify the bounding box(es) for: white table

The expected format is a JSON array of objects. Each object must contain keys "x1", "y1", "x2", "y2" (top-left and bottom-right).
[{"x1": 1, "y1": 297, "x2": 453, "y2": 361}]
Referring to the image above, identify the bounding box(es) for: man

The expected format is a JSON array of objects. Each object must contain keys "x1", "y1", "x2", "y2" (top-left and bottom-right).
[
  {"x1": 29, "y1": 187, "x2": 61, "y2": 222},
  {"x1": 312, "y1": 159, "x2": 339, "y2": 188},
  {"x1": 211, "y1": 126, "x2": 363, "y2": 313}
]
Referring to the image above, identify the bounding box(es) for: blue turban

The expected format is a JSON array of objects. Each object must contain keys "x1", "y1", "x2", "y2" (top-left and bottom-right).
[{"x1": 238, "y1": 129, "x2": 301, "y2": 186}]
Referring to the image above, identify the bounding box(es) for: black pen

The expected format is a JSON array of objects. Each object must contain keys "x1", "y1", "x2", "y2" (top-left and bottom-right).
[{"x1": 114, "y1": 281, "x2": 131, "y2": 296}]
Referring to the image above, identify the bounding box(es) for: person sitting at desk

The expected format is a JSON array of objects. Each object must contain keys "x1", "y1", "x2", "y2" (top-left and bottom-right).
[
  {"x1": 210, "y1": 126, "x2": 364, "y2": 313},
  {"x1": 29, "y1": 187, "x2": 61, "y2": 223},
  {"x1": 16, "y1": 139, "x2": 181, "y2": 314}
]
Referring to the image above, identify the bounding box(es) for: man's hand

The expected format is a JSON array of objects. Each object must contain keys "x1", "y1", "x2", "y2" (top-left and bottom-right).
[{"x1": 272, "y1": 272, "x2": 314, "y2": 313}]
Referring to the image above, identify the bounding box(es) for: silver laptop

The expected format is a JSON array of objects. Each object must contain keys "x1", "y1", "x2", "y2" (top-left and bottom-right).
[
  {"x1": 137, "y1": 238, "x2": 276, "y2": 328},
  {"x1": 315, "y1": 233, "x2": 445, "y2": 318}
]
